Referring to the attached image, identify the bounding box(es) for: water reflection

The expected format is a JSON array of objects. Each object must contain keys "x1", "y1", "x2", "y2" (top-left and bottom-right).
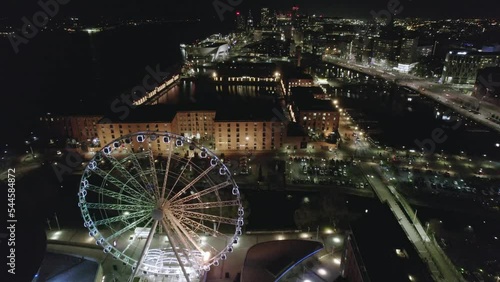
[{"x1": 320, "y1": 63, "x2": 500, "y2": 160}]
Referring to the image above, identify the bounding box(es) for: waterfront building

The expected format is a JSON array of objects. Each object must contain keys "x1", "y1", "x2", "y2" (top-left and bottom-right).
[
  {"x1": 441, "y1": 51, "x2": 500, "y2": 84},
  {"x1": 290, "y1": 87, "x2": 340, "y2": 137},
  {"x1": 398, "y1": 37, "x2": 419, "y2": 64},
  {"x1": 473, "y1": 67, "x2": 500, "y2": 106},
  {"x1": 372, "y1": 37, "x2": 400, "y2": 67},
  {"x1": 214, "y1": 99, "x2": 286, "y2": 151},
  {"x1": 38, "y1": 114, "x2": 101, "y2": 144}
]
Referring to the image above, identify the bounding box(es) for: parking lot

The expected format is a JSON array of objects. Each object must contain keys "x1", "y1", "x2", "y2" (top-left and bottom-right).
[
  {"x1": 381, "y1": 164, "x2": 500, "y2": 210},
  {"x1": 286, "y1": 156, "x2": 370, "y2": 190}
]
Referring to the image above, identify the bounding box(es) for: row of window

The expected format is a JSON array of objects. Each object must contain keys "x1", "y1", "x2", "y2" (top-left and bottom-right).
[{"x1": 224, "y1": 144, "x2": 281, "y2": 150}]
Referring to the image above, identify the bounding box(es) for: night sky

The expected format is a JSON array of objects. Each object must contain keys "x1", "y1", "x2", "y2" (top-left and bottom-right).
[{"x1": 0, "y1": 0, "x2": 498, "y2": 21}]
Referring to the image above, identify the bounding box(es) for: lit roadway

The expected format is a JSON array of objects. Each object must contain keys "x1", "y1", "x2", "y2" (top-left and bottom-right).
[
  {"x1": 323, "y1": 55, "x2": 500, "y2": 134},
  {"x1": 319, "y1": 60, "x2": 468, "y2": 281},
  {"x1": 360, "y1": 162, "x2": 465, "y2": 282}
]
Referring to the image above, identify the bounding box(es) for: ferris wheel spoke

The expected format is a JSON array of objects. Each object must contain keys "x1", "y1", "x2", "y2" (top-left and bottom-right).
[
  {"x1": 163, "y1": 216, "x2": 206, "y2": 270},
  {"x1": 174, "y1": 218, "x2": 221, "y2": 257},
  {"x1": 165, "y1": 211, "x2": 204, "y2": 254},
  {"x1": 93, "y1": 210, "x2": 150, "y2": 226},
  {"x1": 168, "y1": 165, "x2": 216, "y2": 202},
  {"x1": 121, "y1": 216, "x2": 154, "y2": 256},
  {"x1": 147, "y1": 150, "x2": 161, "y2": 200},
  {"x1": 93, "y1": 168, "x2": 152, "y2": 203},
  {"x1": 172, "y1": 181, "x2": 233, "y2": 205},
  {"x1": 179, "y1": 217, "x2": 231, "y2": 240},
  {"x1": 177, "y1": 211, "x2": 237, "y2": 225},
  {"x1": 129, "y1": 152, "x2": 156, "y2": 196},
  {"x1": 85, "y1": 202, "x2": 153, "y2": 211},
  {"x1": 165, "y1": 158, "x2": 191, "y2": 200},
  {"x1": 132, "y1": 219, "x2": 159, "y2": 279},
  {"x1": 106, "y1": 215, "x2": 152, "y2": 241},
  {"x1": 173, "y1": 200, "x2": 240, "y2": 210},
  {"x1": 103, "y1": 154, "x2": 146, "y2": 192},
  {"x1": 160, "y1": 141, "x2": 174, "y2": 200},
  {"x1": 86, "y1": 184, "x2": 150, "y2": 206},
  {"x1": 160, "y1": 219, "x2": 192, "y2": 282},
  {"x1": 190, "y1": 234, "x2": 221, "y2": 261},
  {"x1": 161, "y1": 217, "x2": 194, "y2": 263}
]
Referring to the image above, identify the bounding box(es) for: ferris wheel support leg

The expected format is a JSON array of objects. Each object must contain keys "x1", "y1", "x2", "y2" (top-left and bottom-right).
[
  {"x1": 162, "y1": 219, "x2": 191, "y2": 282},
  {"x1": 130, "y1": 219, "x2": 159, "y2": 281}
]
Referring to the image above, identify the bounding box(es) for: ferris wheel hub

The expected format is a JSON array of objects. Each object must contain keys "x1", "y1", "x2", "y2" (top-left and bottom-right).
[{"x1": 151, "y1": 208, "x2": 164, "y2": 221}]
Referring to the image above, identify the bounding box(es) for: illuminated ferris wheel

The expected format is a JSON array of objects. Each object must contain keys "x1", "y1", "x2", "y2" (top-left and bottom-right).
[{"x1": 78, "y1": 132, "x2": 244, "y2": 281}]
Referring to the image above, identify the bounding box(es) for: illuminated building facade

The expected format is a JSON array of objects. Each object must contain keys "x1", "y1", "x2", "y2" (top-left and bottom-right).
[
  {"x1": 98, "y1": 122, "x2": 173, "y2": 148},
  {"x1": 398, "y1": 37, "x2": 418, "y2": 64},
  {"x1": 172, "y1": 111, "x2": 216, "y2": 140},
  {"x1": 39, "y1": 104, "x2": 295, "y2": 152},
  {"x1": 212, "y1": 62, "x2": 281, "y2": 83},
  {"x1": 213, "y1": 99, "x2": 286, "y2": 151},
  {"x1": 38, "y1": 115, "x2": 101, "y2": 143},
  {"x1": 372, "y1": 38, "x2": 400, "y2": 67},
  {"x1": 236, "y1": 11, "x2": 246, "y2": 31},
  {"x1": 286, "y1": 74, "x2": 314, "y2": 94},
  {"x1": 441, "y1": 51, "x2": 500, "y2": 84},
  {"x1": 290, "y1": 87, "x2": 340, "y2": 136},
  {"x1": 299, "y1": 111, "x2": 339, "y2": 136},
  {"x1": 214, "y1": 121, "x2": 285, "y2": 151},
  {"x1": 260, "y1": 8, "x2": 271, "y2": 28},
  {"x1": 473, "y1": 67, "x2": 500, "y2": 106}
]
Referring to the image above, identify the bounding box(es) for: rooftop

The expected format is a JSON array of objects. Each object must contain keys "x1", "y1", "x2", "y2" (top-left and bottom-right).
[
  {"x1": 291, "y1": 87, "x2": 337, "y2": 112},
  {"x1": 241, "y1": 240, "x2": 323, "y2": 282},
  {"x1": 214, "y1": 97, "x2": 285, "y2": 122},
  {"x1": 448, "y1": 50, "x2": 500, "y2": 56},
  {"x1": 291, "y1": 87, "x2": 325, "y2": 96},
  {"x1": 287, "y1": 122, "x2": 309, "y2": 137},
  {"x1": 215, "y1": 62, "x2": 278, "y2": 77},
  {"x1": 288, "y1": 73, "x2": 314, "y2": 80},
  {"x1": 99, "y1": 105, "x2": 178, "y2": 124}
]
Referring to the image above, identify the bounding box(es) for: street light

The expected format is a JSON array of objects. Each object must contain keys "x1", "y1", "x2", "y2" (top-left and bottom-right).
[
  {"x1": 25, "y1": 140, "x2": 34, "y2": 158},
  {"x1": 318, "y1": 268, "x2": 327, "y2": 276}
]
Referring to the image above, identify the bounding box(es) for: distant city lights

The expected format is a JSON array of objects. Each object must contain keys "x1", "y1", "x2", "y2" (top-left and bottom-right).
[{"x1": 84, "y1": 28, "x2": 102, "y2": 34}]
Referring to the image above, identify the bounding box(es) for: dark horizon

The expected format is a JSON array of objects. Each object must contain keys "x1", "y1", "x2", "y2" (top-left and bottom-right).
[{"x1": 0, "y1": 0, "x2": 499, "y2": 22}]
